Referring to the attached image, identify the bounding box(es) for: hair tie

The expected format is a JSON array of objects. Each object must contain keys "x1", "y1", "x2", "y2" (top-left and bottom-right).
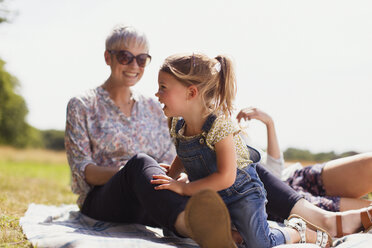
[
  {"x1": 192, "y1": 53, "x2": 196, "y2": 68},
  {"x1": 214, "y1": 62, "x2": 221, "y2": 73}
]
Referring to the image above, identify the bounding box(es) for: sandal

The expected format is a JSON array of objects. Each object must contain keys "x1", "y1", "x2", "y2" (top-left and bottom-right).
[
  {"x1": 336, "y1": 204, "x2": 372, "y2": 237},
  {"x1": 335, "y1": 214, "x2": 351, "y2": 238},
  {"x1": 361, "y1": 205, "x2": 372, "y2": 233},
  {"x1": 285, "y1": 214, "x2": 332, "y2": 248},
  {"x1": 184, "y1": 189, "x2": 237, "y2": 248}
]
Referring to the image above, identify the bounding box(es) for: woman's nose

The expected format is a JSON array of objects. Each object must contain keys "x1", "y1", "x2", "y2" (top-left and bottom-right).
[{"x1": 128, "y1": 58, "x2": 140, "y2": 68}]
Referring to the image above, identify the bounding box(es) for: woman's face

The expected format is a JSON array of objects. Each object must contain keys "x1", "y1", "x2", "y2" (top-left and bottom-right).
[{"x1": 105, "y1": 42, "x2": 148, "y2": 87}]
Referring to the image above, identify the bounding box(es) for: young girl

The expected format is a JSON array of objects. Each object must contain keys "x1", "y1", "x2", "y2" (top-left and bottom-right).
[{"x1": 151, "y1": 53, "x2": 332, "y2": 248}]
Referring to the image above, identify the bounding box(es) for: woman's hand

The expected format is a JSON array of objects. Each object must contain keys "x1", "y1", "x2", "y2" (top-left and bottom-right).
[
  {"x1": 151, "y1": 174, "x2": 187, "y2": 195},
  {"x1": 159, "y1": 163, "x2": 189, "y2": 182},
  {"x1": 159, "y1": 163, "x2": 171, "y2": 173},
  {"x1": 236, "y1": 107, "x2": 273, "y2": 126},
  {"x1": 237, "y1": 106, "x2": 282, "y2": 160}
]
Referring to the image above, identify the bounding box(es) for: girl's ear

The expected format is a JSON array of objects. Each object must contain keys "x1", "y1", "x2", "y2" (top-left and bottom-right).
[
  {"x1": 104, "y1": 50, "x2": 111, "y2": 65},
  {"x1": 187, "y1": 85, "x2": 198, "y2": 99}
]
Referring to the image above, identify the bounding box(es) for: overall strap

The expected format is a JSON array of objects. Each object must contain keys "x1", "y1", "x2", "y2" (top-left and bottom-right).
[{"x1": 201, "y1": 114, "x2": 217, "y2": 133}]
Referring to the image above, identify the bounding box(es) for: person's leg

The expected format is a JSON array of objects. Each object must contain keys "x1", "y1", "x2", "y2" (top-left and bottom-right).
[
  {"x1": 322, "y1": 152, "x2": 372, "y2": 199},
  {"x1": 184, "y1": 189, "x2": 236, "y2": 248},
  {"x1": 228, "y1": 188, "x2": 287, "y2": 247},
  {"x1": 228, "y1": 185, "x2": 325, "y2": 247},
  {"x1": 339, "y1": 197, "x2": 371, "y2": 211},
  {"x1": 82, "y1": 153, "x2": 188, "y2": 234},
  {"x1": 256, "y1": 163, "x2": 302, "y2": 221},
  {"x1": 256, "y1": 163, "x2": 370, "y2": 237},
  {"x1": 290, "y1": 198, "x2": 370, "y2": 237},
  {"x1": 286, "y1": 162, "x2": 371, "y2": 212}
]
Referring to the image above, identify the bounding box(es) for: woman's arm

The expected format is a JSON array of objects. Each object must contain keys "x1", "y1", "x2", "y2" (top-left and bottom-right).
[
  {"x1": 85, "y1": 164, "x2": 121, "y2": 185},
  {"x1": 237, "y1": 107, "x2": 281, "y2": 159},
  {"x1": 265, "y1": 117, "x2": 281, "y2": 160},
  {"x1": 65, "y1": 97, "x2": 119, "y2": 188}
]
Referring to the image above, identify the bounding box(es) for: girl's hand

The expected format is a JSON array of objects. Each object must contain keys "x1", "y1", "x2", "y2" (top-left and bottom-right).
[
  {"x1": 151, "y1": 174, "x2": 186, "y2": 195},
  {"x1": 177, "y1": 172, "x2": 189, "y2": 183},
  {"x1": 236, "y1": 107, "x2": 273, "y2": 126}
]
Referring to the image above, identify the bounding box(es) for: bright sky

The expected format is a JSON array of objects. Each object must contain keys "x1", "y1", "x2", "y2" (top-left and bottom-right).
[{"x1": 1, "y1": 0, "x2": 371, "y2": 153}]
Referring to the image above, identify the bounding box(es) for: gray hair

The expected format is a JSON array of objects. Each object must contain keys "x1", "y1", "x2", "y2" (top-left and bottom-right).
[{"x1": 105, "y1": 25, "x2": 149, "y2": 51}]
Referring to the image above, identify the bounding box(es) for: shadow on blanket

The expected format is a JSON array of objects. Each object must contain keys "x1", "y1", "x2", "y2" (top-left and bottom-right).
[{"x1": 20, "y1": 204, "x2": 372, "y2": 248}]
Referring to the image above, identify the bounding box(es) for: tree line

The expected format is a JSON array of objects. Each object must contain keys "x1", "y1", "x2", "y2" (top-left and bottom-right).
[
  {"x1": 0, "y1": 59, "x2": 65, "y2": 150},
  {"x1": 0, "y1": 3, "x2": 65, "y2": 150},
  {"x1": 284, "y1": 148, "x2": 358, "y2": 163}
]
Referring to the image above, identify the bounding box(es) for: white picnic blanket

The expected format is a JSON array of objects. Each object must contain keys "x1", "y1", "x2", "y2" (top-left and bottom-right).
[{"x1": 20, "y1": 204, "x2": 372, "y2": 248}]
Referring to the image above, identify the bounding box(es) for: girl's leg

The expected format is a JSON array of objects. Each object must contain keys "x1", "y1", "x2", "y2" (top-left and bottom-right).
[
  {"x1": 322, "y1": 152, "x2": 372, "y2": 199},
  {"x1": 228, "y1": 191, "x2": 287, "y2": 248}
]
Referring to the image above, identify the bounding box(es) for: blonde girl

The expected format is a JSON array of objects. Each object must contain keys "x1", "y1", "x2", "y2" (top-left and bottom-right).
[{"x1": 151, "y1": 53, "x2": 333, "y2": 248}]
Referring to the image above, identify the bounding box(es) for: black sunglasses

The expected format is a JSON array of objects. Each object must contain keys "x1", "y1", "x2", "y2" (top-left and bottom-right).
[{"x1": 108, "y1": 50, "x2": 151, "y2": 67}]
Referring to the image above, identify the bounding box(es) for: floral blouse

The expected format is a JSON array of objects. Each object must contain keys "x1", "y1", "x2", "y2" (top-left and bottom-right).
[
  {"x1": 65, "y1": 86, "x2": 176, "y2": 207},
  {"x1": 170, "y1": 115, "x2": 252, "y2": 169}
]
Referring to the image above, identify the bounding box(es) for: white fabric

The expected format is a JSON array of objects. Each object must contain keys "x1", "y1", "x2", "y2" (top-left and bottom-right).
[
  {"x1": 20, "y1": 203, "x2": 197, "y2": 248},
  {"x1": 20, "y1": 204, "x2": 372, "y2": 248}
]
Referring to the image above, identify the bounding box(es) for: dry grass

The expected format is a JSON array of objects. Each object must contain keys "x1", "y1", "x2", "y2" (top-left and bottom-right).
[
  {"x1": 0, "y1": 146, "x2": 67, "y2": 164},
  {"x1": 0, "y1": 146, "x2": 76, "y2": 247}
]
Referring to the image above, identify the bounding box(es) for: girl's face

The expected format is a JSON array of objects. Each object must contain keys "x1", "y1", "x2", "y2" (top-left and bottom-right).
[
  {"x1": 105, "y1": 41, "x2": 147, "y2": 87},
  {"x1": 156, "y1": 71, "x2": 189, "y2": 117}
]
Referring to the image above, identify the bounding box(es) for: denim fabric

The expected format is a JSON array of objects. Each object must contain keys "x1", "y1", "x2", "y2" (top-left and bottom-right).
[{"x1": 175, "y1": 115, "x2": 286, "y2": 248}]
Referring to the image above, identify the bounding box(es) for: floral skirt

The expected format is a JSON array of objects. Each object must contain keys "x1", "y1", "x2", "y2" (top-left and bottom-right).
[{"x1": 285, "y1": 163, "x2": 340, "y2": 212}]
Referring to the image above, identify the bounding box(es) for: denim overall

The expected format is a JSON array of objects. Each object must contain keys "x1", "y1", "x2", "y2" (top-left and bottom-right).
[{"x1": 174, "y1": 115, "x2": 287, "y2": 248}]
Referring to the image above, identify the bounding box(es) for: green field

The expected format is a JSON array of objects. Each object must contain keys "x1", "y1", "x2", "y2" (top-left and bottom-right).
[{"x1": 0, "y1": 146, "x2": 77, "y2": 248}]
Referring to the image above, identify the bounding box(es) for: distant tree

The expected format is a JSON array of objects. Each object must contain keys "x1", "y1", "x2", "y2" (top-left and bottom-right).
[
  {"x1": 0, "y1": 0, "x2": 11, "y2": 24},
  {"x1": 284, "y1": 147, "x2": 313, "y2": 161},
  {"x1": 41, "y1": 129, "x2": 65, "y2": 150},
  {"x1": 313, "y1": 151, "x2": 336, "y2": 162},
  {"x1": 284, "y1": 147, "x2": 360, "y2": 162},
  {"x1": 0, "y1": 59, "x2": 43, "y2": 147},
  {"x1": 338, "y1": 151, "x2": 359, "y2": 158}
]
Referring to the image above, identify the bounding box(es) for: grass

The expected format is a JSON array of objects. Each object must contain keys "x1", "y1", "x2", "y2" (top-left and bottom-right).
[
  {"x1": 0, "y1": 146, "x2": 77, "y2": 248},
  {"x1": 0, "y1": 147, "x2": 370, "y2": 247}
]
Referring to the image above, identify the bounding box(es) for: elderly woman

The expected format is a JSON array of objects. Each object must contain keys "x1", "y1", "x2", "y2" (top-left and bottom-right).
[
  {"x1": 65, "y1": 25, "x2": 371, "y2": 247},
  {"x1": 65, "y1": 25, "x2": 197, "y2": 240}
]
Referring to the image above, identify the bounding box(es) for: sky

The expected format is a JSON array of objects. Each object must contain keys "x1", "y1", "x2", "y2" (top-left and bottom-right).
[{"x1": 1, "y1": 0, "x2": 372, "y2": 153}]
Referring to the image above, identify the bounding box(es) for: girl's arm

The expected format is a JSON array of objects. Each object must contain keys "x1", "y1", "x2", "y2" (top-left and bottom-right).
[
  {"x1": 183, "y1": 134, "x2": 237, "y2": 195},
  {"x1": 151, "y1": 134, "x2": 237, "y2": 196}
]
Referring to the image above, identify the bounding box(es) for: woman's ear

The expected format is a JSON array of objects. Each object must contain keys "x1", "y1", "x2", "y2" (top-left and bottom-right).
[
  {"x1": 187, "y1": 85, "x2": 198, "y2": 99},
  {"x1": 104, "y1": 50, "x2": 111, "y2": 65}
]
